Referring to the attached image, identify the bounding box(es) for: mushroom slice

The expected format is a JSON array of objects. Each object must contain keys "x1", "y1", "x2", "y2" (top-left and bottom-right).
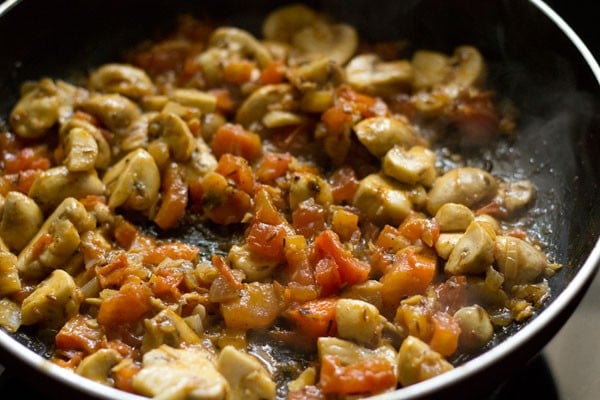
[
  {"x1": 494, "y1": 236, "x2": 547, "y2": 284},
  {"x1": 184, "y1": 137, "x2": 218, "y2": 182},
  {"x1": 60, "y1": 116, "x2": 111, "y2": 170},
  {"x1": 335, "y1": 299, "x2": 385, "y2": 347},
  {"x1": 79, "y1": 93, "x2": 141, "y2": 134},
  {"x1": 291, "y1": 21, "x2": 358, "y2": 66},
  {"x1": 133, "y1": 345, "x2": 227, "y2": 400},
  {"x1": 21, "y1": 269, "x2": 81, "y2": 328},
  {"x1": 354, "y1": 116, "x2": 424, "y2": 158},
  {"x1": 0, "y1": 251, "x2": 20, "y2": 297},
  {"x1": 10, "y1": 79, "x2": 81, "y2": 139},
  {"x1": 235, "y1": 84, "x2": 295, "y2": 129},
  {"x1": 434, "y1": 233, "x2": 462, "y2": 260},
  {"x1": 216, "y1": 345, "x2": 276, "y2": 400},
  {"x1": 102, "y1": 149, "x2": 160, "y2": 212},
  {"x1": 346, "y1": 54, "x2": 414, "y2": 96},
  {"x1": 398, "y1": 336, "x2": 453, "y2": 386},
  {"x1": 449, "y1": 45, "x2": 486, "y2": 88},
  {"x1": 382, "y1": 145, "x2": 437, "y2": 186},
  {"x1": 498, "y1": 180, "x2": 536, "y2": 216},
  {"x1": 426, "y1": 167, "x2": 498, "y2": 215},
  {"x1": 28, "y1": 166, "x2": 105, "y2": 213},
  {"x1": 289, "y1": 172, "x2": 333, "y2": 210},
  {"x1": 17, "y1": 197, "x2": 95, "y2": 279},
  {"x1": 209, "y1": 27, "x2": 273, "y2": 68},
  {"x1": 411, "y1": 50, "x2": 451, "y2": 91},
  {"x1": 228, "y1": 244, "x2": 279, "y2": 282},
  {"x1": 453, "y1": 305, "x2": 494, "y2": 351},
  {"x1": 141, "y1": 309, "x2": 202, "y2": 353},
  {"x1": 353, "y1": 173, "x2": 413, "y2": 226},
  {"x1": 63, "y1": 127, "x2": 99, "y2": 172},
  {"x1": 445, "y1": 220, "x2": 496, "y2": 276},
  {"x1": 0, "y1": 191, "x2": 43, "y2": 252},
  {"x1": 88, "y1": 63, "x2": 154, "y2": 99},
  {"x1": 147, "y1": 112, "x2": 196, "y2": 162},
  {"x1": 262, "y1": 3, "x2": 320, "y2": 42},
  {"x1": 76, "y1": 349, "x2": 122, "y2": 385},
  {"x1": 434, "y1": 203, "x2": 474, "y2": 233}
]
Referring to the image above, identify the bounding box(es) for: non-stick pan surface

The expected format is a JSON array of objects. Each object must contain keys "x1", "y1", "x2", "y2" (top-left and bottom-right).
[{"x1": 0, "y1": 0, "x2": 599, "y2": 399}]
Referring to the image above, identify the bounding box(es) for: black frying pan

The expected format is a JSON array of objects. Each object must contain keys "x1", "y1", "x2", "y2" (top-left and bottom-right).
[{"x1": 1, "y1": 0, "x2": 599, "y2": 399}]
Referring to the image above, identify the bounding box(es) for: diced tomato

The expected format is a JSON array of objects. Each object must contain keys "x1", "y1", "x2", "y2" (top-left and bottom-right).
[
  {"x1": 188, "y1": 176, "x2": 204, "y2": 205},
  {"x1": 215, "y1": 153, "x2": 256, "y2": 194},
  {"x1": 285, "y1": 297, "x2": 337, "y2": 338},
  {"x1": 154, "y1": 163, "x2": 189, "y2": 230},
  {"x1": 314, "y1": 257, "x2": 342, "y2": 296},
  {"x1": 260, "y1": 60, "x2": 285, "y2": 85},
  {"x1": 142, "y1": 242, "x2": 199, "y2": 265},
  {"x1": 292, "y1": 199, "x2": 326, "y2": 238},
  {"x1": 247, "y1": 222, "x2": 287, "y2": 261},
  {"x1": 211, "y1": 123, "x2": 262, "y2": 161},
  {"x1": 284, "y1": 235, "x2": 315, "y2": 286},
  {"x1": 3, "y1": 148, "x2": 50, "y2": 173},
  {"x1": 30, "y1": 233, "x2": 53, "y2": 260},
  {"x1": 329, "y1": 166, "x2": 359, "y2": 204},
  {"x1": 55, "y1": 315, "x2": 105, "y2": 354},
  {"x1": 314, "y1": 230, "x2": 370, "y2": 286},
  {"x1": 380, "y1": 247, "x2": 437, "y2": 307},
  {"x1": 221, "y1": 282, "x2": 280, "y2": 330},
  {"x1": 209, "y1": 88, "x2": 236, "y2": 114},
  {"x1": 213, "y1": 254, "x2": 243, "y2": 290},
  {"x1": 283, "y1": 282, "x2": 320, "y2": 303},
  {"x1": 223, "y1": 60, "x2": 256, "y2": 84},
  {"x1": 321, "y1": 105, "x2": 353, "y2": 136},
  {"x1": 319, "y1": 355, "x2": 396, "y2": 395},
  {"x1": 287, "y1": 385, "x2": 325, "y2": 400},
  {"x1": 96, "y1": 253, "x2": 130, "y2": 288},
  {"x1": 254, "y1": 186, "x2": 286, "y2": 225},
  {"x1": 113, "y1": 360, "x2": 142, "y2": 393},
  {"x1": 113, "y1": 220, "x2": 138, "y2": 249},
  {"x1": 0, "y1": 169, "x2": 43, "y2": 195},
  {"x1": 398, "y1": 212, "x2": 440, "y2": 247},
  {"x1": 256, "y1": 152, "x2": 292, "y2": 183},
  {"x1": 429, "y1": 312, "x2": 461, "y2": 357},
  {"x1": 434, "y1": 275, "x2": 468, "y2": 315},
  {"x1": 330, "y1": 208, "x2": 359, "y2": 242},
  {"x1": 97, "y1": 278, "x2": 153, "y2": 327},
  {"x1": 149, "y1": 266, "x2": 185, "y2": 301},
  {"x1": 375, "y1": 225, "x2": 409, "y2": 254}
]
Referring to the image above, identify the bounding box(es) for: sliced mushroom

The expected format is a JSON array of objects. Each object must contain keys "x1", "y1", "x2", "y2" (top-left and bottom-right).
[
  {"x1": 79, "y1": 93, "x2": 141, "y2": 134},
  {"x1": 382, "y1": 145, "x2": 436, "y2": 186},
  {"x1": 346, "y1": 54, "x2": 414, "y2": 96},
  {"x1": 0, "y1": 191, "x2": 43, "y2": 252},
  {"x1": 171, "y1": 89, "x2": 217, "y2": 114},
  {"x1": 494, "y1": 236, "x2": 547, "y2": 284},
  {"x1": 434, "y1": 203, "x2": 474, "y2": 232},
  {"x1": 0, "y1": 251, "x2": 21, "y2": 297},
  {"x1": 0, "y1": 298, "x2": 21, "y2": 333},
  {"x1": 133, "y1": 345, "x2": 228, "y2": 400},
  {"x1": 262, "y1": 3, "x2": 320, "y2": 43},
  {"x1": 354, "y1": 116, "x2": 424, "y2": 158},
  {"x1": 88, "y1": 63, "x2": 154, "y2": 99},
  {"x1": 287, "y1": 57, "x2": 345, "y2": 91},
  {"x1": 228, "y1": 244, "x2": 279, "y2": 282},
  {"x1": 289, "y1": 172, "x2": 333, "y2": 210},
  {"x1": 426, "y1": 167, "x2": 498, "y2": 215},
  {"x1": 194, "y1": 48, "x2": 230, "y2": 87},
  {"x1": 217, "y1": 345, "x2": 276, "y2": 400},
  {"x1": 411, "y1": 50, "x2": 451, "y2": 91},
  {"x1": 434, "y1": 233, "x2": 462, "y2": 260},
  {"x1": 21, "y1": 269, "x2": 81, "y2": 328},
  {"x1": 353, "y1": 173, "x2": 412, "y2": 226},
  {"x1": 335, "y1": 298, "x2": 385, "y2": 347},
  {"x1": 102, "y1": 149, "x2": 160, "y2": 212},
  {"x1": 76, "y1": 348, "x2": 122, "y2": 385},
  {"x1": 453, "y1": 305, "x2": 494, "y2": 351},
  {"x1": 147, "y1": 112, "x2": 195, "y2": 162},
  {"x1": 291, "y1": 21, "x2": 358, "y2": 66},
  {"x1": 449, "y1": 46, "x2": 486, "y2": 88},
  {"x1": 398, "y1": 336, "x2": 453, "y2": 386},
  {"x1": 28, "y1": 166, "x2": 105, "y2": 213},
  {"x1": 10, "y1": 79, "x2": 82, "y2": 139},
  {"x1": 60, "y1": 116, "x2": 111, "y2": 170},
  {"x1": 445, "y1": 220, "x2": 496, "y2": 275},
  {"x1": 235, "y1": 84, "x2": 295, "y2": 129},
  {"x1": 209, "y1": 27, "x2": 273, "y2": 68},
  {"x1": 141, "y1": 308, "x2": 202, "y2": 353},
  {"x1": 17, "y1": 197, "x2": 95, "y2": 279},
  {"x1": 63, "y1": 127, "x2": 99, "y2": 172},
  {"x1": 498, "y1": 180, "x2": 536, "y2": 216},
  {"x1": 184, "y1": 137, "x2": 219, "y2": 182}
]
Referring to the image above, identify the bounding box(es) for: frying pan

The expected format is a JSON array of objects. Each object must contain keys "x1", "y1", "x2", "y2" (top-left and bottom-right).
[{"x1": 0, "y1": 0, "x2": 599, "y2": 399}]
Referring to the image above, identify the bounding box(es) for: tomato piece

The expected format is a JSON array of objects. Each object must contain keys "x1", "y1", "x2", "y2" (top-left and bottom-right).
[
  {"x1": 375, "y1": 225, "x2": 409, "y2": 254},
  {"x1": 380, "y1": 247, "x2": 437, "y2": 307},
  {"x1": 256, "y1": 152, "x2": 292, "y2": 183},
  {"x1": 321, "y1": 105, "x2": 353, "y2": 136},
  {"x1": 292, "y1": 199, "x2": 326, "y2": 238},
  {"x1": 113, "y1": 220, "x2": 138, "y2": 249},
  {"x1": 223, "y1": 60, "x2": 256, "y2": 84},
  {"x1": 260, "y1": 60, "x2": 285, "y2": 85},
  {"x1": 149, "y1": 266, "x2": 184, "y2": 301},
  {"x1": 434, "y1": 275, "x2": 468, "y2": 315},
  {"x1": 398, "y1": 212, "x2": 440, "y2": 247},
  {"x1": 212, "y1": 123, "x2": 262, "y2": 162},
  {"x1": 329, "y1": 166, "x2": 359, "y2": 204},
  {"x1": 429, "y1": 312, "x2": 461, "y2": 357},
  {"x1": 213, "y1": 254, "x2": 243, "y2": 290},
  {"x1": 113, "y1": 360, "x2": 142, "y2": 393},
  {"x1": 209, "y1": 88, "x2": 236, "y2": 114},
  {"x1": 314, "y1": 257, "x2": 342, "y2": 296},
  {"x1": 221, "y1": 282, "x2": 280, "y2": 330},
  {"x1": 314, "y1": 230, "x2": 370, "y2": 286},
  {"x1": 254, "y1": 186, "x2": 286, "y2": 225},
  {"x1": 55, "y1": 315, "x2": 105, "y2": 354},
  {"x1": 285, "y1": 297, "x2": 337, "y2": 338},
  {"x1": 0, "y1": 169, "x2": 43, "y2": 195},
  {"x1": 97, "y1": 279, "x2": 153, "y2": 327},
  {"x1": 143, "y1": 243, "x2": 199, "y2": 265},
  {"x1": 247, "y1": 222, "x2": 287, "y2": 261},
  {"x1": 154, "y1": 163, "x2": 188, "y2": 230},
  {"x1": 284, "y1": 235, "x2": 315, "y2": 286},
  {"x1": 319, "y1": 355, "x2": 396, "y2": 395},
  {"x1": 97, "y1": 253, "x2": 130, "y2": 288},
  {"x1": 215, "y1": 153, "x2": 256, "y2": 194},
  {"x1": 3, "y1": 148, "x2": 50, "y2": 173},
  {"x1": 330, "y1": 208, "x2": 359, "y2": 242}
]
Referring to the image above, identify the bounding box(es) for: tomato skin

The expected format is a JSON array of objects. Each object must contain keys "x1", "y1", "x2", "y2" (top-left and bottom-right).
[
  {"x1": 319, "y1": 355, "x2": 397, "y2": 395},
  {"x1": 314, "y1": 230, "x2": 370, "y2": 287}
]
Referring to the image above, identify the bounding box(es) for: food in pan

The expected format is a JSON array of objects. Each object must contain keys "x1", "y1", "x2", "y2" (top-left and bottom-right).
[{"x1": 0, "y1": 4, "x2": 560, "y2": 399}]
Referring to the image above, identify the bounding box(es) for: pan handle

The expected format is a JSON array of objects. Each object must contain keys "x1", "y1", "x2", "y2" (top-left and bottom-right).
[{"x1": 0, "y1": 0, "x2": 21, "y2": 17}]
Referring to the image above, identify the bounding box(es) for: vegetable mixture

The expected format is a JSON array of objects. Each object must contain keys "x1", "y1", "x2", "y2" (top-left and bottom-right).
[{"x1": 0, "y1": 4, "x2": 560, "y2": 399}]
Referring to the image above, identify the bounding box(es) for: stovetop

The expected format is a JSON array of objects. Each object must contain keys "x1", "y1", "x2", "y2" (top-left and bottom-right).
[{"x1": 1, "y1": 1, "x2": 599, "y2": 399}]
